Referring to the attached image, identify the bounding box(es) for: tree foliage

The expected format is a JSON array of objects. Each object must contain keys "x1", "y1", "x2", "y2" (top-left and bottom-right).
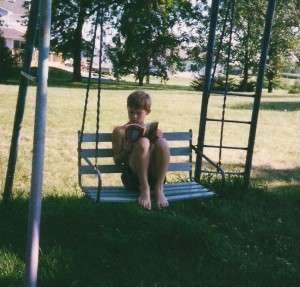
[
  {"x1": 107, "y1": 0, "x2": 200, "y2": 85},
  {"x1": 233, "y1": 0, "x2": 265, "y2": 90},
  {"x1": 190, "y1": 0, "x2": 300, "y2": 93},
  {"x1": 50, "y1": 0, "x2": 101, "y2": 81},
  {"x1": 266, "y1": 0, "x2": 300, "y2": 92},
  {"x1": 22, "y1": 0, "x2": 300, "y2": 88}
]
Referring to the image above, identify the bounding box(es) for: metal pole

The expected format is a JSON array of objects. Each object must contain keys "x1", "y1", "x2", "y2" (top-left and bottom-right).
[
  {"x1": 24, "y1": 0, "x2": 51, "y2": 286},
  {"x1": 3, "y1": 0, "x2": 40, "y2": 202},
  {"x1": 244, "y1": 0, "x2": 277, "y2": 187},
  {"x1": 195, "y1": 0, "x2": 220, "y2": 181}
]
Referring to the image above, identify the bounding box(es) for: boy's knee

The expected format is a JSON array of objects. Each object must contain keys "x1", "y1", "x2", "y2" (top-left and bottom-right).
[
  {"x1": 154, "y1": 138, "x2": 170, "y2": 153},
  {"x1": 134, "y1": 137, "x2": 150, "y2": 152}
]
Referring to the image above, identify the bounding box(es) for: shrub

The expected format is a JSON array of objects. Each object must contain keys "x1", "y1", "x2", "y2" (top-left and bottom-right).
[
  {"x1": 262, "y1": 77, "x2": 289, "y2": 91},
  {"x1": 0, "y1": 35, "x2": 17, "y2": 82},
  {"x1": 191, "y1": 75, "x2": 205, "y2": 91},
  {"x1": 288, "y1": 81, "x2": 300, "y2": 94},
  {"x1": 238, "y1": 78, "x2": 256, "y2": 92},
  {"x1": 191, "y1": 75, "x2": 256, "y2": 92}
]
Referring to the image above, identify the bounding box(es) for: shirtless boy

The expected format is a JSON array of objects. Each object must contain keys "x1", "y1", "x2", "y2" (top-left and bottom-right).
[{"x1": 112, "y1": 91, "x2": 170, "y2": 210}]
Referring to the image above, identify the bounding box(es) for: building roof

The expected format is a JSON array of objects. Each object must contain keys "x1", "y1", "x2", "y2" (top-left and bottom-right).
[
  {"x1": 0, "y1": 0, "x2": 25, "y2": 16},
  {"x1": 0, "y1": 0, "x2": 26, "y2": 35},
  {"x1": 1, "y1": 27, "x2": 24, "y2": 41}
]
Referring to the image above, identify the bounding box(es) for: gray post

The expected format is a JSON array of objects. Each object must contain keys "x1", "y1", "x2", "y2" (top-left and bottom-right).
[
  {"x1": 244, "y1": 0, "x2": 277, "y2": 187},
  {"x1": 24, "y1": 0, "x2": 52, "y2": 286},
  {"x1": 195, "y1": 0, "x2": 220, "y2": 181},
  {"x1": 3, "y1": 0, "x2": 40, "y2": 202}
]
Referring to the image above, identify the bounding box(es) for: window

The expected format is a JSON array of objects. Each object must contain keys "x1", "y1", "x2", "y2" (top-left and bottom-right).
[
  {"x1": 13, "y1": 40, "x2": 24, "y2": 49},
  {"x1": 0, "y1": 8, "x2": 8, "y2": 17}
]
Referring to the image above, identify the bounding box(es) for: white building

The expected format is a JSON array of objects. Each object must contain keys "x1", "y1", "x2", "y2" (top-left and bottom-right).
[{"x1": 0, "y1": 0, "x2": 26, "y2": 49}]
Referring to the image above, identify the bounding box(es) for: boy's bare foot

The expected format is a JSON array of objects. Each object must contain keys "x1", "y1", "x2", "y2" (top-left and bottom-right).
[
  {"x1": 155, "y1": 186, "x2": 169, "y2": 209},
  {"x1": 138, "y1": 185, "x2": 151, "y2": 210}
]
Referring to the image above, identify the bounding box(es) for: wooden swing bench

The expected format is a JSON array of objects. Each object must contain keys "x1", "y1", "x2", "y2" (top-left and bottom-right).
[{"x1": 78, "y1": 130, "x2": 220, "y2": 203}]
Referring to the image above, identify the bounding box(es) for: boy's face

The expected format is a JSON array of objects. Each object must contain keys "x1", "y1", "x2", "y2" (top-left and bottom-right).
[{"x1": 127, "y1": 107, "x2": 149, "y2": 124}]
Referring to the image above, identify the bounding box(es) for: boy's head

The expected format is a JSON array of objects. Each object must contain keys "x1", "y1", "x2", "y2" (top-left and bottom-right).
[{"x1": 127, "y1": 91, "x2": 151, "y2": 124}]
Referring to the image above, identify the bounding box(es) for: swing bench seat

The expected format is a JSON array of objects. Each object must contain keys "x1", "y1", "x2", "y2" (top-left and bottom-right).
[{"x1": 78, "y1": 130, "x2": 215, "y2": 203}]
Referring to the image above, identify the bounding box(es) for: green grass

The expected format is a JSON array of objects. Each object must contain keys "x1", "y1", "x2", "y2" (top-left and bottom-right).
[
  {"x1": 2, "y1": 66, "x2": 193, "y2": 91},
  {"x1": 0, "y1": 184, "x2": 299, "y2": 287},
  {"x1": 289, "y1": 81, "x2": 300, "y2": 94},
  {"x1": 0, "y1": 79, "x2": 299, "y2": 286}
]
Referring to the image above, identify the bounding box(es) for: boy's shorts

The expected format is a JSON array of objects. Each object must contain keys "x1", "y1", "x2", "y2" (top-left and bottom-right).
[{"x1": 121, "y1": 166, "x2": 155, "y2": 191}]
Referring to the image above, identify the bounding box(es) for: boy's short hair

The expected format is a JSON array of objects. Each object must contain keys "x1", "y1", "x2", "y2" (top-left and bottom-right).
[{"x1": 127, "y1": 90, "x2": 151, "y2": 113}]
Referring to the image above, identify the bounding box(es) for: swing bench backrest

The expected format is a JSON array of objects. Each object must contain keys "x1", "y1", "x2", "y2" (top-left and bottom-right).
[{"x1": 78, "y1": 130, "x2": 193, "y2": 185}]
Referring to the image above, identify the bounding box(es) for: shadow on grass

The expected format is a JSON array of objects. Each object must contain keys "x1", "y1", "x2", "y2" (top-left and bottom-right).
[
  {"x1": 200, "y1": 163, "x2": 300, "y2": 184},
  {"x1": 262, "y1": 94, "x2": 300, "y2": 99},
  {"x1": 1, "y1": 67, "x2": 193, "y2": 92},
  {"x1": 0, "y1": 182, "x2": 299, "y2": 287},
  {"x1": 252, "y1": 166, "x2": 300, "y2": 183},
  {"x1": 230, "y1": 101, "x2": 300, "y2": 111}
]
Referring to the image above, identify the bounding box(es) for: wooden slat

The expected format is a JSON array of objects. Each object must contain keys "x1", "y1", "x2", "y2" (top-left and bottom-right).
[
  {"x1": 80, "y1": 132, "x2": 192, "y2": 143},
  {"x1": 80, "y1": 148, "x2": 113, "y2": 158},
  {"x1": 80, "y1": 147, "x2": 191, "y2": 158},
  {"x1": 90, "y1": 181, "x2": 204, "y2": 191},
  {"x1": 87, "y1": 192, "x2": 214, "y2": 203},
  {"x1": 80, "y1": 164, "x2": 123, "y2": 174},
  {"x1": 166, "y1": 191, "x2": 214, "y2": 202},
  {"x1": 80, "y1": 162, "x2": 192, "y2": 175},
  {"x1": 80, "y1": 133, "x2": 112, "y2": 142},
  {"x1": 86, "y1": 188, "x2": 208, "y2": 198},
  {"x1": 84, "y1": 183, "x2": 214, "y2": 203},
  {"x1": 84, "y1": 182, "x2": 209, "y2": 196},
  {"x1": 163, "y1": 132, "x2": 192, "y2": 141}
]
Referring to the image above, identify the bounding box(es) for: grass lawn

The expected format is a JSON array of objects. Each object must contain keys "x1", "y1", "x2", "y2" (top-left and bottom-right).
[{"x1": 0, "y1": 76, "x2": 299, "y2": 286}]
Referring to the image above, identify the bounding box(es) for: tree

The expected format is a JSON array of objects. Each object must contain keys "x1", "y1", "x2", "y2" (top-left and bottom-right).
[
  {"x1": 24, "y1": 0, "x2": 98, "y2": 81},
  {"x1": 0, "y1": 10, "x2": 16, "y2": 82},
  {"x1": 190, "y1": 0, "x2": 300, "y2": 93},
  {"x1": 266, "y1": 0, "x2": 300, "y2": 92},
  {"x1": 107, "y1": 0, "x2": 197, "y2": 85},
  {"x1": 233, "y1": 0, "x2": 265, "y2": 90},
  {"x1": 182, "y1": 0, "x2": 209, "y2": 74},
  {"x1": 233, "y1": 0, "x2": 300, "y2": 92},
  {"x1": 50, "y1": 0, "x2": 99, "y2": 81}
]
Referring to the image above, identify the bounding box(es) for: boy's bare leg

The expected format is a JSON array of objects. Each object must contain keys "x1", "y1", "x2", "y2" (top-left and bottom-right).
[
  {"x1": 129, "y1": 137, "x2": 151, "y2": 210},
  {"x1": 150, "y1": 138, "x2": 170, "y2": 209}
]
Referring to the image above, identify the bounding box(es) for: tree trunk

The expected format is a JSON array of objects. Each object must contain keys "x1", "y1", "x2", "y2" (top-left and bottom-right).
[
  {"x1": 268, "y1": 79, "x2": 273, "y2": 93},
  {"x1": 241, "y1": 62, "x2": 249, "y2": 91},
  {"x1": 241, "y1": 21, "x2": 250, "y2": 91},
  {"x1": 146, "y1": 74, "x2": 150, "y2": 84},
  {"x1": 72, "y1": 6, "x2": 85, "y2": 82},
  {"x1": 266, "y1": 68, "x2": 275, "y2": 93},
  {"x1": 137, "y1": 66, "x2": 144, "y2": 86},
  {"x1": 138, "y1": 75, "x2": 144, "y2": 86}
]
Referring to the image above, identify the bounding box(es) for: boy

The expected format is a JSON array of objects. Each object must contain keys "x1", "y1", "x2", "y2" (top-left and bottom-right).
[{"x1": 112, "y1": 91, "x2": 170, "y2": 210}]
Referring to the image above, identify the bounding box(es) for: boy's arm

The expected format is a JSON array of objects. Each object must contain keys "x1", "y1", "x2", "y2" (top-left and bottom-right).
[{"x1": 112, "y1": 126, "x2": 129, "y2": 165}]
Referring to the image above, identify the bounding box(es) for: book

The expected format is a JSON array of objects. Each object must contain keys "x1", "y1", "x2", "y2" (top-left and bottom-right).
[{"x1": 125, "y1": 121, "x2": 159, "y2": 143}]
